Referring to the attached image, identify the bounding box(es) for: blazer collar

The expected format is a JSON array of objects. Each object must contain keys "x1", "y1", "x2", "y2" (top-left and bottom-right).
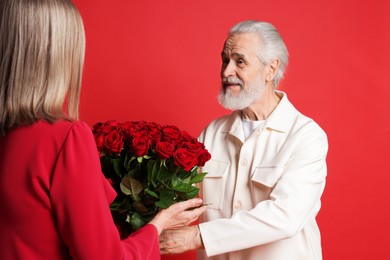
[{"x1": 265, "y1": 91, "x2": 298, "y2": 133}]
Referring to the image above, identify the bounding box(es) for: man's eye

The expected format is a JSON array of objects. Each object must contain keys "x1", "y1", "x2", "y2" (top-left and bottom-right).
[{"x1": 237, "y1": 59, "x2": 245, "y2": 64}]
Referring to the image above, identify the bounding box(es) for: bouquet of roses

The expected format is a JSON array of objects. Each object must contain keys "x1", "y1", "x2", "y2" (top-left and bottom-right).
[{"x1": 92, "y1": 120, "x2": 211, "y2": 237}]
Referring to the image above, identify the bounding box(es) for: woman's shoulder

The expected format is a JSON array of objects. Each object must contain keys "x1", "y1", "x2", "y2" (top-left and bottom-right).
[
  {"x1": 38, "y1": 119, "x2": 90, "y2": 132},
  {"x1": 30, "y1": 120, "x2": 92, "y2": 142}
]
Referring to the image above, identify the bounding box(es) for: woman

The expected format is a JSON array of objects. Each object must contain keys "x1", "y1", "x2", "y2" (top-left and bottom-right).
[{"x1": 0, "y1": 0, "x2": 206, "y2": 259}]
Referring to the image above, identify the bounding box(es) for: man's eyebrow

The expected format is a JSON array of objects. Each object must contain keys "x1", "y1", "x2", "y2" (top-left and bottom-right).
[
  {"x1": 221, "y1": 52, "x2": 246, "y2": 59},
  {"x1": 231, "y1": 52, "x2": 246, "y2": 59}
]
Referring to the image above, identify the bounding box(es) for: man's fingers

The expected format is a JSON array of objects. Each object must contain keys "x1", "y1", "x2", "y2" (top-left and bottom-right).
[
  {"x1": 182, "y1": 205, "x2": 208, "y2": 220},
  {"x1": 160, "y1": 247, "x2": 182, "y2": 255},
  {"x1": 171, "y1": 198, "x2": 203, "y2": 212},
  {"x1": 159, "y1": 230, "x2": 185, "y2": 254},
  {"x1": 192, "y1": 205, "x2": 208, "y2": 215},
  {"x1": 174, "y1": 205, "x2": 207, "y2": 226},
  {"x1": 161, "y1": 200, "x2": 207, "y2": 230},
  {"x1": 159, "y1": 226, "x2": 201, "y2": 254}
]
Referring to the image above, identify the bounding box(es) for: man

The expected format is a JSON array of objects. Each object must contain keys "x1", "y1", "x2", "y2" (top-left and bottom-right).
[{"x1": 160, "y1": 20, "x2": 328, "y2": 260}]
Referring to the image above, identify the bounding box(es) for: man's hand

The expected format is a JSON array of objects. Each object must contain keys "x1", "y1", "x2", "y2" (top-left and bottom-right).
[
  {"x1": 149, "y1": 198, "x2": 207, "y2": 235},
  {"x1": 160, "y1": 225, "x2": 203, "y2": 254}
]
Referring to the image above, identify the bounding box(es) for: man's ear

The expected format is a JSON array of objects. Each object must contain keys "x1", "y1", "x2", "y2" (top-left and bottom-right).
[{"x1": 266, "y1": 58, "x2": 280, "y2": 82}]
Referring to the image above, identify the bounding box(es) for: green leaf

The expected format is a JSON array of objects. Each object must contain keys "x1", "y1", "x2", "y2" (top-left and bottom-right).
[
  {"x1": 155, "y1": 190, "x2": 175, "y2": 209},
  {"x1": 145, "y1": 188, "x2": 159, "y2": 198},
  {"x1": 173, "y1": 182, "x2": 193, "y2": 192},
  {"x1": 185, "y1": 186, "x2": 199, "y2": 199},
  {"x1": 176, "y1": 168, "x2": 189, "y2": 178},
  {"x1": 171, "y1": 173, "x2": 179, "y2": 187},
  {"x1": 120, "y1": 175, "x2": 143, "y2": 201},
  {"x1": 128, "y1": 212, "x2": 145, "y2": 230},
  {"x1": 149, "y1": 159, "x2": 160, "y2": 187},
  {"x1": 182, "y1": 176, "x2": 191, "y2": 184},
  {"x1": 124, "y1": 154, "x2": 136, "y2": 171},
  {"x1": 137, "y1": 157, "x2": 143, "y2": 163},
  {"x1": 110, "y1": 199, "x2": 125, "y2": 211},
  {"x1": 158, "y1": 164, "x2": 172, "y2": 181},
  {"x1": 191, "y1": 172, "x2": 207, "y2": 184},
  {"x1": 112, "y1": 157, "x2": 123, "y2": 178},
  {"x1": 132, "y1": 201, "x2": 148, "y2": 214}
]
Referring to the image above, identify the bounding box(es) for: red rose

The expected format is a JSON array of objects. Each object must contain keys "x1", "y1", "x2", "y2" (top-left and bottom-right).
[
  {"x1": 122, "y1": 122, "x2": 139, "y2": 142},
  {"x1": 93, "y1": 120, "x2": 124, "y2": 154},
  {"x1": 132, "y1": 121, "x2": 149, "y2": 133},
  {"x1": 132, "y1": 129, "x2": 150, "y2": 139},
  {"x1": 197, "y1": 149, "x2": 211, "y2": 166},
  {"x1": 146, "y1": 121, "x2": 161, "y2": 131},
  {"x1": 94, "y1": 133, "x2": 105, "y2": 151},
  {"x1": 162, "y1": 125, "x2": 182, "y2": 144},
  {"x1": 92, "y1": 122, "x2": 105, "y2": 134},
  {"x1": 178, "y1": 140, "x2": 210, "y2": 166},
  {"x1": 180, "y1": 130, "x2": 196, "y2": 142},
  {"x1": 179, "y1": 140, "x2": 204, "y2": 153},
  {"x1": 121, "y1": 121, "x2": 134, "y2": 133},
  {"x1": 173, "y1": 148, "x2": 198, "y2": 171},
  {"x1": 148, "y1": 125, "x2": 163, "y2": 145},
  {"x1": 154, "y1": 141, "x2": 175, "y2": 160},
  {"x1": 93, "y1": 120, "x2": 119, "y2": 134},
  {"x1": 121, "y1": 121, "x2": 134, "y2": 129},
  {"x1": 130, "y1": 137, "x2": 150, "y2": 157},
  {"x1": 103, "y1": 131, "x2": 124, "y2": 154}
]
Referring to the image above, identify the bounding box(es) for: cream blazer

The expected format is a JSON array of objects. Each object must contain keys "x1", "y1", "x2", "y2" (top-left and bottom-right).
[{"x1": 197, "y1": 91, "x2": 328, "y2": 260}]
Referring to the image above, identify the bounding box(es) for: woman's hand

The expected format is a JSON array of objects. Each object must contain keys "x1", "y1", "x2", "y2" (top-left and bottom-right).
[{"x1": 149, "y1": 198, "x2": 207, "y2": 235}]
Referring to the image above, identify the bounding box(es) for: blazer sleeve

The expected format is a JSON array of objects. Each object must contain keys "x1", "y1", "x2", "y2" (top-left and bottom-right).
[{"x1": 50, "y1": 121, "x2": 160, "y2": 260}]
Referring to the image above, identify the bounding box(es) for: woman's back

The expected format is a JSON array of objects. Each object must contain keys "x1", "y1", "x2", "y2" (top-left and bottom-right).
[
  {"x1": 0, "y1": 120, "x2": 161, "y2": 259},
  {"x1": 0, "y1": 120, "x2": 77, "y2": 258}
]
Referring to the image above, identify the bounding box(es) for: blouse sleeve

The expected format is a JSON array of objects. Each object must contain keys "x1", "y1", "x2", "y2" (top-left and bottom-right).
[{"x1": 50, "y1": 121, "x2": 160, "y2": 260}]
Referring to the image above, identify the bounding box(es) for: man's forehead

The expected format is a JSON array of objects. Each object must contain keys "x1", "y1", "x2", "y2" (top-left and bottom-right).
[
  {"x1": 222, "y1": 36, "x2": 240, "y2": 51},
  {"x1": 222, "y1": 33, "x2": 261, "y2": 55}
]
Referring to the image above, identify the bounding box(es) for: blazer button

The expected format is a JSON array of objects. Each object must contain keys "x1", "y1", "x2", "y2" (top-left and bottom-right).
[
  {"x1": 234, "y1": 201, "x2": 241, "y2": 209},
  {"x1": 240, "y1": 159, "x2": 247, "y2": 166}
]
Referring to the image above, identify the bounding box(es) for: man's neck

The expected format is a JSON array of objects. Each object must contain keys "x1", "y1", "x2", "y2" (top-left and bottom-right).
[{"x1": 242, "y1": 89, "x2": 281, "y2": 121}]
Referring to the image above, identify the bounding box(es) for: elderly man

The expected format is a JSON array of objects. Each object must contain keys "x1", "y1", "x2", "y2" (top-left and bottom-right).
[{"x1": 160, "y1": 20, "x2": 328, "y2": 260}]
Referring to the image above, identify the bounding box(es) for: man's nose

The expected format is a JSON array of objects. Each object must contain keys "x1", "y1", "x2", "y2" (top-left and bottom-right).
[{"x1": 221, "y1": 61, "x2": 236, "y2": 78}]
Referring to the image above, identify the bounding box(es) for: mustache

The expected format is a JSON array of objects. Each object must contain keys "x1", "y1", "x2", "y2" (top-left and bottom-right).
[{"x1": 222, "y1": 77, "x2": 244, "y2": 86}]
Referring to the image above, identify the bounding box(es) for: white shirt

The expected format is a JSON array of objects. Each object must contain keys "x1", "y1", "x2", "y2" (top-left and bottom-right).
[
  {"x1": 197, "y1": 91, "x2": 328, "y2": 260},
  {"x1": 242, "y1": 118, "x2": 265, "y2": 140}
]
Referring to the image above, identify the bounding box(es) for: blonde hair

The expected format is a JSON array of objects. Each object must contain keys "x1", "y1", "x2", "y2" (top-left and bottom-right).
[{"x1": 0, "y1": 0, "x2": 85, "y2": 135}]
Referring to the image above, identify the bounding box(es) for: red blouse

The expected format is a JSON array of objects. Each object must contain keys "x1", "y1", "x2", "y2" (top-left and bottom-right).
[{"x1": 0, "y1": 120, "x2": 160, "y2": 259}]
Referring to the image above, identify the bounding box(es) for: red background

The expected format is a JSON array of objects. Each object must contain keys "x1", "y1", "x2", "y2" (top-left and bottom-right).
[{"x1": 73, "y1": 0, "x2": 390, "y2": 259}]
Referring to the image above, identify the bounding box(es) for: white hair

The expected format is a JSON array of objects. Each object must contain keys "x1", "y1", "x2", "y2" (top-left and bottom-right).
[
  {"x1": 229, "y1": 20, "x2": 289, "y2": 86},
  {"x1": 218, "y1": 75, "x2": 265, "y2": 111}
]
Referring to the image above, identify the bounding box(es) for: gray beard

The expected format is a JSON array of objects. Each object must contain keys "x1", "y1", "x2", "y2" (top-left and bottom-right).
[{"x1": 217, "y1": 79, "x2": 265, "y2": 111}]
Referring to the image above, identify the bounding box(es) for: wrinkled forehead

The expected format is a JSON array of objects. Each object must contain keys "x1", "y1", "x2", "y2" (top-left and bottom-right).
[{"x1": 222, "y1": 33, "x2": 262, "y2": 56}]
